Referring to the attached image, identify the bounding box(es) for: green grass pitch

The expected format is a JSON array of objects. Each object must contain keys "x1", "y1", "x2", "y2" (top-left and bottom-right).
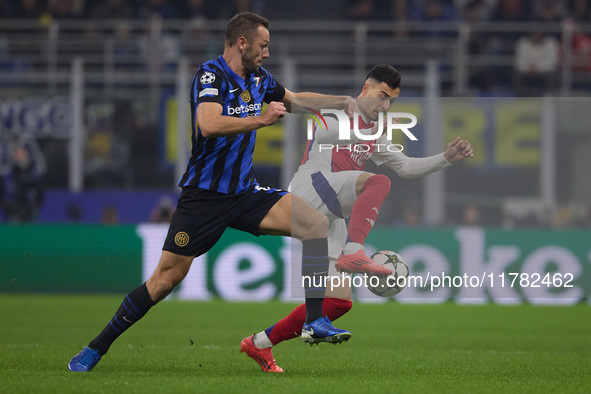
[{"x1": 1, "y1": 295, "x2": 590, "y2": 394}]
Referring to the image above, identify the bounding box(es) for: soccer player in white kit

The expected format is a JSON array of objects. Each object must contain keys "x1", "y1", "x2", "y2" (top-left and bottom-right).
[{"x1": 241, "y1": 64, "x2": 474, "y2": 372}]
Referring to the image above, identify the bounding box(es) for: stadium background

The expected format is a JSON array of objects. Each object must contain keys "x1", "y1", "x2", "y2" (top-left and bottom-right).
[
  {"x1": 1, "y1": 0, "x2": 590, "y2": 303},
  {"x1": 0, "y1": 3, "x2": 590, "y2": 394}
]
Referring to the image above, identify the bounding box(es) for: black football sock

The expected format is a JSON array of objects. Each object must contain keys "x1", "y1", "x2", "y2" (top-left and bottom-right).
[
  {"x1": 88, "y1": 283, "x2": 156, "y2": 355},
  {"x1": 302, "y1": 238, "x2": 329, "y2": 323}
]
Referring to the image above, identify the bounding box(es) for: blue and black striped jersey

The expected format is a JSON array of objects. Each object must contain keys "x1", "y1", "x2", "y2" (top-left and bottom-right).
[{"x1": 178, "y1": 55, "x2": 286, "y2": 194}]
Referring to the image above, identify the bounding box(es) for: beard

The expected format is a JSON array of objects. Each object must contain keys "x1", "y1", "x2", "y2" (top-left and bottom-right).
[{"x1": 241, "y1": 49, "x2": 259, "y2": 75}]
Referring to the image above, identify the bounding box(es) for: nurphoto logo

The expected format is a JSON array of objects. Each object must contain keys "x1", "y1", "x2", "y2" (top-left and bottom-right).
[{"x1": 306, "y1": 109, "x2": 419, "y2": 153}]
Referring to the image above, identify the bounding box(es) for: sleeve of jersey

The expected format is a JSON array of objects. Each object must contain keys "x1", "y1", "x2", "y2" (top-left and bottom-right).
[
  {"x1": 194, "y1": 69, "x2": 224, "y2": 106},
  {"x1": 263, "y1": 72, "x2": 286, "y2": 103},
  {"x1": 313, "y1": 117, "x2": 341, "y2": 144},
  {"x1": 372, "y1": 147, "x2": 452, "y2": 179}
]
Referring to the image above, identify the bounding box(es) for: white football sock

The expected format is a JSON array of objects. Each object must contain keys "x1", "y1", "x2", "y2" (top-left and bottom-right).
[
  {"x1": 253, "y1": 331, "x2": 273, "y2": 348},
  {"x1": 343, "y1": 242, "x2": 363, "y2": 255}
]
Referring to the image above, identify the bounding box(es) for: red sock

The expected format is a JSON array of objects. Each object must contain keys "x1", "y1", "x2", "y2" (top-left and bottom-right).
[
  {"x1": 267, "y1": 298, "x2": 353, "y2": 345},
  {"x1": 347, "y1": 174, "x2": 391, "y2": 244}
]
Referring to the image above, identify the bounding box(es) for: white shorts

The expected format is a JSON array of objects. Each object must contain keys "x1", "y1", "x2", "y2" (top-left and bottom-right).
[{"x1": 290, "y1": 169, "x2": 362, "y2": 258}]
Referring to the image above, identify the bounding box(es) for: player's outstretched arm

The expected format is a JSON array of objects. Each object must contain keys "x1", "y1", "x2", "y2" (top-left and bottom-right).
[
  {"x1": 373, "y1": 136, "x2": 474, "y2": 179},
  {"x1": 281, "y1": 89, "x2": 357, "y2": 114},
  {"x1": 443, "y1": 137, "x2": 474, "y2": 163},
  {"x1": 197, "y1": 101, "x2": 286, "y2": 137}
]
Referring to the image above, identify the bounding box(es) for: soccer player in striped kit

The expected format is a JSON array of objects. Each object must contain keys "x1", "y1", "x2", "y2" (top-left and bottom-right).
[{"x1": 68, "y1": 12, "x2": 384, "y2": 372}]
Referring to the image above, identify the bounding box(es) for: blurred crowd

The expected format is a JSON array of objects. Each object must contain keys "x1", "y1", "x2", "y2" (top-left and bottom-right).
[
  {"x1": 1, "y1": 0, "x2": 590, "y2": 227},
  {"x1": 346, "y1": 0, "x2": 590, "y2": 23},
  {"x1": 0, "y1": 145, "x2": 45, "y2": 223},
  {"x1": 1, "y1": 0, "x2": 590, "y2": 97},
  {"x1": 0, "y1": 0, "x2": 588, "y2": 23},
  {"x1": 0, "y1": 0, "x2": 261, "y2": 20}
]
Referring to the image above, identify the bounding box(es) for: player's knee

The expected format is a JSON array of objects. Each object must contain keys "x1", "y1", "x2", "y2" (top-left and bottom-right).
[{"x1": 366, "y1": 174, "x2": 391, "y2": 195}]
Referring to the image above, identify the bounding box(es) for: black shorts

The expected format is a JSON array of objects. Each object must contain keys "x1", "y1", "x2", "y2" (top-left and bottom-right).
[{"x1": 163, "y1": 183, "x2": 288, "y2": 257}]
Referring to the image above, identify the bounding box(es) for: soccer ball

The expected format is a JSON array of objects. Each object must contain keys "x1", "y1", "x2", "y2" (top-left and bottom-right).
[{"x1": 367, "y1": 250, "x2": 409, "y2": 297}]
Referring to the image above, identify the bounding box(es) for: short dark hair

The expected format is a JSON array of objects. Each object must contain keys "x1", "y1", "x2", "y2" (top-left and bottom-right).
[
  {"x1": 225, "y1": 12, "x2": 270, "y2": 47},
  {"x1": 366, "y1": 64, "x2": 401, "y2": 90}
]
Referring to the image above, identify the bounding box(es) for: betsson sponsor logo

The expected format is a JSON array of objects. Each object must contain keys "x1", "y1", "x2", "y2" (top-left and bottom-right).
[{"x1": 227, "y1": 103, "x2": 262, "y2": 116}]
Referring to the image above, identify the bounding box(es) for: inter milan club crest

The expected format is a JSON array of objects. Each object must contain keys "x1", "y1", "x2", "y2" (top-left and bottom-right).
[
  {"x1": 174, "y1": 231, "x2": 189, "y2": 247},
  {"x1": 240, "y1": 90, "x2": 251, "y2": 102}
]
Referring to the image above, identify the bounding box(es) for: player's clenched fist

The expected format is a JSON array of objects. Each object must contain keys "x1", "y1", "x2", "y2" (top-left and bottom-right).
[
  {"x1": 344, "y1": 96, "x2": 358, "y2": 118},
  {"x1": 262, "y1": 101, "x2": 286, "y2": 125}
]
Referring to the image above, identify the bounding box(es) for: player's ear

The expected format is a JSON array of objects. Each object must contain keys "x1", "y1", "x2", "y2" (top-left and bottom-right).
[
  {"x1": 238, "y1": 36, "x2": 247, "y2": 50},
  {"x1": 361, "y1": 82, "x2": 371, "y2": 96}
]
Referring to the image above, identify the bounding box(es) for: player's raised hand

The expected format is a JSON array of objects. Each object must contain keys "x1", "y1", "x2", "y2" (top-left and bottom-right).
[
  {"x1": 262, "y1": 101, "x2": 286, "y2": 125},
  {"x1": 344, "y1": 96, "x2": 359, "y2": 118},
  {"x1": 444, "y1": 137, "x2": 474, "y2": 163}
]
